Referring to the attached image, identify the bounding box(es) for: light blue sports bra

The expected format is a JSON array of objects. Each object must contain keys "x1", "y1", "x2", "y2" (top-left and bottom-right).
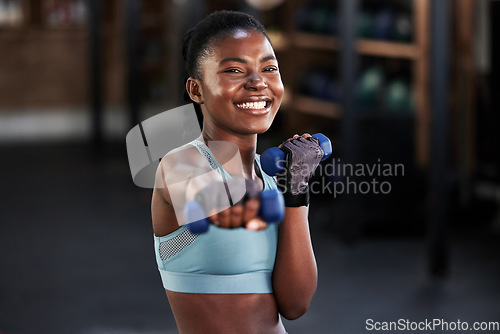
[{"x1": 154, "y1": 140, "x2": 280, "y2": 294}]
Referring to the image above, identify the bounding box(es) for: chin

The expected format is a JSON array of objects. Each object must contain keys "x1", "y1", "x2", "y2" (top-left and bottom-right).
[
  {"x1": 238, "y1": 127, "x2": 268, "y2": 136},
  {"x1": 243, "y1": 118, "x2": 274, "y2": 135}
]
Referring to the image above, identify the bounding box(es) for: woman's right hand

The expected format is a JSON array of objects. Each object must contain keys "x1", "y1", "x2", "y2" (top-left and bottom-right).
[{"x1": 186, "y1": 176, "x2": 268, "y2": 231}]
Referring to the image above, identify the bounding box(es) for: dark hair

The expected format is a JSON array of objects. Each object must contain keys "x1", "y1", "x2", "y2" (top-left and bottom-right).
[{"x1": 181, "y1": 10, "x2": 271, "y2": 123}]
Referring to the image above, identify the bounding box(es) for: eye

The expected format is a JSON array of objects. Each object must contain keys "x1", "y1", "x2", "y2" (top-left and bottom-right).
[
  {"x1": 263, "y1": 66, "x2": 278, "y2": 72},
  {"x1": 224, "y1": 68, "x2": 243, "y2": 73}
]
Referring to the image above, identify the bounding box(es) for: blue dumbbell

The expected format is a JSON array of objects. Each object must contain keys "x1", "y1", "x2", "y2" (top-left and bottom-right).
[
  {"x1": 260, "y1": 133, "x2": 332, "y2": 176},
  {"x1": 185, "y1": 188, "x2": 285, "y2": 234}
]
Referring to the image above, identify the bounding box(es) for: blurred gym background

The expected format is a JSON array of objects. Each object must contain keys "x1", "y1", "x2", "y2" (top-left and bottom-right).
[{"x1": 0, "y1": 0, "x2": 499, "y2": 333}]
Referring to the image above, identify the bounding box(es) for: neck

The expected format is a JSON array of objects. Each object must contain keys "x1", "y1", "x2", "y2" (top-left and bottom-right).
[{"x1": 201, "y1": 124, "x2": 258, "y2": 179}]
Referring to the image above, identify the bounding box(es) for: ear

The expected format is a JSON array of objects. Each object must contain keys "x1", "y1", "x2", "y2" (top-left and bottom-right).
[{"x1": 186, "y1": 77, "x2": 204, "y2": 105}]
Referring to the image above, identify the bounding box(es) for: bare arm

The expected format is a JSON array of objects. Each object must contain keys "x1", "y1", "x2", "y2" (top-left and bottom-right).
[
  {"x1": 270, "y1": 133, "x2": 323, "y2": 320},
  {"x1": 272, "y1": 205, "x2": 317, "y2": 320}
]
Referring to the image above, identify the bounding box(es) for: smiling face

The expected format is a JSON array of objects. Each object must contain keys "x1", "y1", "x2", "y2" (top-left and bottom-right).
[{"x1": 186, "y1": 29, "x2": 284, "y2": 137}]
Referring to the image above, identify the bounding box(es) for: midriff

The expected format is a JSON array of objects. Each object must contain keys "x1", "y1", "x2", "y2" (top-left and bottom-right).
[{"x1": 166, "y1": 291, "x2": 286, "y2": 334}]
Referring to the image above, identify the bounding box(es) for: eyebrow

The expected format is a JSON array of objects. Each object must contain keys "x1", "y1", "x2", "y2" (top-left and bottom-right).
[{"x1": 219, "y1": 55, "x2": 276, "y2": 66}]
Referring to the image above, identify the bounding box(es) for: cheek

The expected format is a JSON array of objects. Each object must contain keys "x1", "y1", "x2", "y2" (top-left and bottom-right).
[
  {"x1": 203, "y1": 77, "x2": 240, "y2": 101},
  {"x1": 221, "y1": 80, "x2": 241, "y2": 99},
  {"x1": 273, "y1": 77, "x2": 285, "y2": 99},
  {"x1": 202, "y1": 76, "x2": 222, "y2": 99}
]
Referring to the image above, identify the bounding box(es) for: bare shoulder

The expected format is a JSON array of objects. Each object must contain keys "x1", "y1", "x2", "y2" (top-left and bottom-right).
[
  {"x1": 165, "y1": 143, "x2": 209, "y2": 169},
  {"x1": 155, "y1": 143, "x2": 211, "y2": 190},
  {"x1": 151, "y1": 143, "x2": 211, "y2": 236}
]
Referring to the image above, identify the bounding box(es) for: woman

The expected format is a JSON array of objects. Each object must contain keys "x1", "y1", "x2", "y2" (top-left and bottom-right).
[{"x1": 151, "y1": 10, "x2": 321, "y2": 334}]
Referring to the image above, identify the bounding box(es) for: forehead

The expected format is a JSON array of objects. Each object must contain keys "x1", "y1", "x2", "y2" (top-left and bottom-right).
[{"x1": 208, "y1": 29, "x2": 274, "y2": 59}]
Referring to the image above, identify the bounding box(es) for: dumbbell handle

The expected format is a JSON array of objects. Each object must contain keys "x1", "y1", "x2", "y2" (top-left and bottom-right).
[
  {"x1": 260, "y1": 133, "x2": 332, "y2": 177},
  {"x1": 185, "y1": 188, "x2": 285, "y2": 234}
]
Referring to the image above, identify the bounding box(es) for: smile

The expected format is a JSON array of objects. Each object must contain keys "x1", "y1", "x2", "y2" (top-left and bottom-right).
[{"x1": 236, "y1": 101, "x2": 269, "y2": 110}]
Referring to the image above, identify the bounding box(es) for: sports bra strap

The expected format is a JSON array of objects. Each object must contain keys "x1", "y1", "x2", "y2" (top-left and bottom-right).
[
  {"x1": 189, "y1": 139, "x2": 277, "y2": 191},
  {"x1": 189, "y1": 140, "x2": 232, "y2": 181}
]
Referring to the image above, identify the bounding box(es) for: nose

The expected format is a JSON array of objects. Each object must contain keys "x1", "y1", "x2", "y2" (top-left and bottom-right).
[{"x1": 244, "y1": 72, "x2": 268, "y2": 90}]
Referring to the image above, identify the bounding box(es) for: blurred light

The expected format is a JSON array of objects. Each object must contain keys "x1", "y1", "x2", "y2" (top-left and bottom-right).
[
  {"x1": 245, "y1": 0, "x2": 284, "y2": 11},
  {"x1": 0, "y1": 0, "x2": 23, "y2": 27}
]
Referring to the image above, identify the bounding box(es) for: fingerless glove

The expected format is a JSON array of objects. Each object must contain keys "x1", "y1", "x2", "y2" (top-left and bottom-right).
[{"x1": 276, "y1": 136, "x2": 323, "y2": 207}]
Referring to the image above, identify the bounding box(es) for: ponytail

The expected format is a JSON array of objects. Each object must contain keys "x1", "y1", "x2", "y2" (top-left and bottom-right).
[{"x1": 181, "y1": 28, "x2": 203, "y2": 127}]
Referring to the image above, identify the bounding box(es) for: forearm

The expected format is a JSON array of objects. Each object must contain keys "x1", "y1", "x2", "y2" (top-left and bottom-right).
[{"x1": 272, "y1": 206, "x2": 318, "y2": 320}]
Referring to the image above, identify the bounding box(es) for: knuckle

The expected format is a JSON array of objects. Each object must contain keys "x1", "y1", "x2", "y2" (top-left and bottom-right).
[
  {"x1": 231, "y1": 204, "x2": 244, "y2": 215},
  {"x1": 229, "y1": 205, "x2": 244, "y2": 227},
  {"x1": 218, "y1": 209, "x2": 230, "y2": 226},
  {"x1": 245, "y1": 198, "x2": 260, "y2": 212}
]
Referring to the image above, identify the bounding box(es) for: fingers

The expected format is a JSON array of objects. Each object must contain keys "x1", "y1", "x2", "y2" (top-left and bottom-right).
[
  {"x1": 292, "y1": 133, "x2": 311, "y2": 139},
  {"x1": 209, "y1": 206, "x2": 233, "y2": 228},
  {"x1": 243, "y1": 198, "x2": 260, "y2": 223},
  {"x1": 208, "y1": 197, "x2": 266, "y2": 230},
  {"x1": 192, "y1": 176, "x2": 271, "y2": 231},
  {"x1": 279, "y1": 133, "x2": 311, "y2": 148},
  {"x1": 211, "y1": 204, "x2": 242, "y2": 229}
]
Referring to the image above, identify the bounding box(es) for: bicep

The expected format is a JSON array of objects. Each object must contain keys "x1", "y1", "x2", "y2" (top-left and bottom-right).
[
  {"x1": 151, "y1": 148, "x2": 212, "y2": 237},
  {"x1": 151, "y1": 158, "x2": 187, "y2": 237},
  {"x1": 152, "y1": 186, "x2": 181, "y2": 237}
]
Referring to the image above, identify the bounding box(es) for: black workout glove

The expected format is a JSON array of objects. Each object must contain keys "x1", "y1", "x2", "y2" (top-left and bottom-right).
[{"x1": 276, "y1": 136, "x2": 324, "y2": 207}]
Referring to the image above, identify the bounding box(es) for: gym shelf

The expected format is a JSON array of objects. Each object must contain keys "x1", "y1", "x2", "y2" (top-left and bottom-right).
[
  {"x1": 294, "y1": 95, "x2": 341, "y2": 120},
  {"x1": 292, "y1": 32, "x2": 338, "y2": 51},
  {"x1": 291, "y1": 32, "x2": 420, "y2": 60},
  {"x1": 356, "y1": 40, "x2": 421, "y2": 59}
]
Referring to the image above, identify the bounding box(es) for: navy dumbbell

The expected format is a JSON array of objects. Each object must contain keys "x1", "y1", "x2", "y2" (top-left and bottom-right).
[
  {"x1": 185, "y1": 188, "x2": 285, "y2": 234},
  {"x1": 260, "y1": 133, "x2": 332, "y2": 176}
]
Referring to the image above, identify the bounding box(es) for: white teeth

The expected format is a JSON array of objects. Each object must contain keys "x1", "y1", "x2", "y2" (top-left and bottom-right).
[{"x1": 236, "y1": 101, "x2": 267, "y2": 109}]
